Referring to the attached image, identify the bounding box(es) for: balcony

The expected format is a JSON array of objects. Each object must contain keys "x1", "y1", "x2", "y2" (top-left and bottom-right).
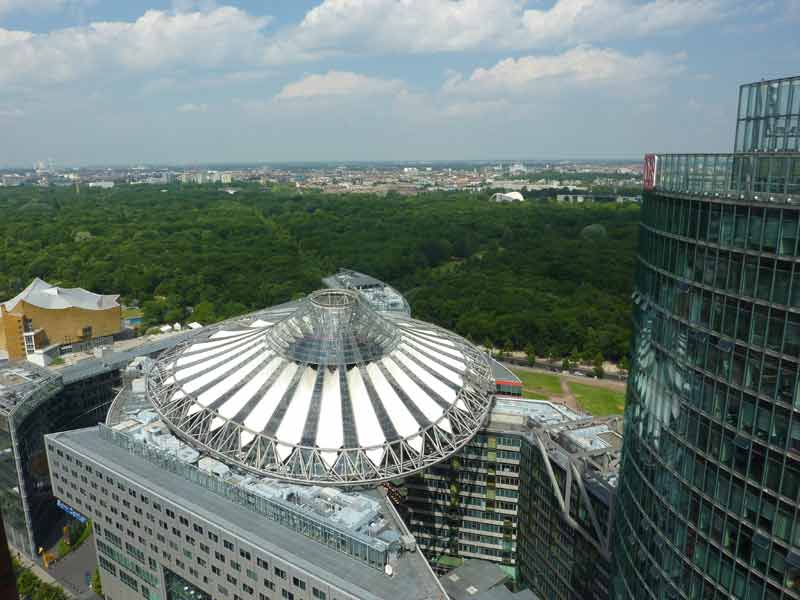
[{"x1": 648, "y1": 153, "x2": 800, "y2": 204}]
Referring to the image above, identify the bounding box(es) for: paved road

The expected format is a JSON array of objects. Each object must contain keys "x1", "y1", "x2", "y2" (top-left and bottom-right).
[{"x1": 48, "y1": 535, "x2": 101, "y2": 600}]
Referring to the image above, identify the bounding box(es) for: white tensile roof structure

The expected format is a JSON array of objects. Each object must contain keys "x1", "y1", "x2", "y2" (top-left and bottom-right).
[
  {"x1": 3, "y1": 277, "x2": 120, "y2": 312},
  {"x1": 490, "y1": 191, "x2": 525, "y2": 202},
  {"x1": 148, "y1": 289, "x2": 494, "y2": 485}
]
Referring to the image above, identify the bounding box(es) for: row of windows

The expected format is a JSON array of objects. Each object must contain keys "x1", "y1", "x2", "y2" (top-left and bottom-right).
[
  {"x1": 642, "y1": 196, "x2": 800, "y2": 256},
  {"x1": 616, "y1": 445, "x2": 799, "y2": 600},
  {"x1": 639, "y1": 229, "x2": 800, "y2": 309},
  {"x1": 49, "y1": 441, "x2": 340, "y2": 600},
  {"x1": 639, "y1": 283, "x2": 800, "y2": 412}
]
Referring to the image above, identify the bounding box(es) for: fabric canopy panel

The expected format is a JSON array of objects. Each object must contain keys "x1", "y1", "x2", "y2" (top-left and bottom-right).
[{"x1": 148, "y1": 289, "x2": 494, "y2": 485}]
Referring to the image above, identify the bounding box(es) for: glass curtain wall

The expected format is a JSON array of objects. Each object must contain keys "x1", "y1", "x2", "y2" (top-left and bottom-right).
[{"x1": 612, "y1": 188, "x2": 800, "y2": 600}]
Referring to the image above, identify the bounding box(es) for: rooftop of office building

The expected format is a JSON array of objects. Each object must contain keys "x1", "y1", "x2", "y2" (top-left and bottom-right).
[
  {"x1": 489, "y1": 395, "x2": 622, "y2": 490},
  {"x1": 322, "y1": 268, "x2": 411, "y2": 316},
  {"x1": 439, "y1": 559, "x2": 539, "y2": 600},
  {"x1": 0, "y1": 360, "x2": 59, "y2": 414},
  {"x1": 47, "y1": 381, "x2": 446, "y2": 600}
]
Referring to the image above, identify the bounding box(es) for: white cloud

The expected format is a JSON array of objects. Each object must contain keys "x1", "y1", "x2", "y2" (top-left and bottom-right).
[
  {"x1": 177, "y1": 103, "x2": 208, "y2": 113},
  {"x1": 443, "y1": 46, "x2": 686, "y2": 96},
  {"x1": 520, "y1": 0, "x2": 726, "y2": 46},
  {"x1": 275, "y1": 70, "x2": 405, "y2": 100},
  {"x1": 264, "y1": 0, "x2": 728, "y2": 62},
  {"x1": 0, "y1": 6, "x2": 271, "y2": 86}
]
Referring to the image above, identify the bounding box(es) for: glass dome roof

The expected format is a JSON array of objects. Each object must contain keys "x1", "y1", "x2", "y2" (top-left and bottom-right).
[{"x1": 147, "y1": 289, "x2": 494, "y2": 485}]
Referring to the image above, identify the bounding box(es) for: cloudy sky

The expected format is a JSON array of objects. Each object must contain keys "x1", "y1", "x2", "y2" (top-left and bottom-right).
[{"x1": 0, "y1": 0, "x2": 797, "y2": 166}]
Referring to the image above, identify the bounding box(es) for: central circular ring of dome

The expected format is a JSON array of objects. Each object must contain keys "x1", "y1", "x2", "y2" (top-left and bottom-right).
[
  {"x1": 309, "y1": 288, "x2": 358, "y2": 309},
  {"x1": 147, "y1": 288, "x2": 495, "y2": 485},
  {"x1": 264, "y1": 288, "x2": 401, "y2": 367}
]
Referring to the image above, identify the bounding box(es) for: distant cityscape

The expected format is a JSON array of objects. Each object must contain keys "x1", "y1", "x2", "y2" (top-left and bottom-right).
[{"x1": 0, "y1": 160, "x2": 643, "y2": 197}]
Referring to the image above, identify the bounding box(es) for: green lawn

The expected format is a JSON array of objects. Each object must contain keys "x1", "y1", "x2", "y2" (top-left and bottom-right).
[
  {"x1": 511, "y1": 369, "x2": 562, "y2": 398},
  {"x1": 570, "y1": 382, "x2": 626, "y2": 416}
]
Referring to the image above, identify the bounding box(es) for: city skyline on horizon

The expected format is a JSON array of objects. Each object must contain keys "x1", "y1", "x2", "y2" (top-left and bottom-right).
[
  {"x1": 1, "y1": 156, "x2": 647, "y2": 171},
  {"x1": 1, "y1": 0, "x2": 797, "y2": 167}
]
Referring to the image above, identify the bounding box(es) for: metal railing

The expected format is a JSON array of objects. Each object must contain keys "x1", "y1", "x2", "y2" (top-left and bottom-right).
[{"x1": 652, "y1": 153, "x2": 800, "y2": 203}]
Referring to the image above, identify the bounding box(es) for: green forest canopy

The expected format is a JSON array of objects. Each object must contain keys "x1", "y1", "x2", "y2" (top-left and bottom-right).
[{"x1": 0, "y1": 184, "x2": 640, "y2": 361}]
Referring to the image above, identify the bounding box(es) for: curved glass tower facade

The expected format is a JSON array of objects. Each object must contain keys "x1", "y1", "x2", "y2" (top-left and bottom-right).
[{"x1": 613, "y1": 76, "x2": 800, "y2": 600}]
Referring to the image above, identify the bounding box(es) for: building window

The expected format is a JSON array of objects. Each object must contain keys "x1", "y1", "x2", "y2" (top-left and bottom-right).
[{"x1": 274, "y1": 567, "x2": 286, "y2": 579}]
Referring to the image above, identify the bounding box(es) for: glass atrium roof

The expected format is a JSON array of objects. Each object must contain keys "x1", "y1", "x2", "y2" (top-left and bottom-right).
[{"x1": 147, "y1": 289, "x2": 494, "y2": 485}]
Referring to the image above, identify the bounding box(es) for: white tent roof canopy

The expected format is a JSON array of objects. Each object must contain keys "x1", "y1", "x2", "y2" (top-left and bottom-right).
[
  {"x1": 3, "y1": 277, "x2": 120, "y2": 312},
  {"x1": 148, "y1": 289, "x2": 494, "y2": 485}
]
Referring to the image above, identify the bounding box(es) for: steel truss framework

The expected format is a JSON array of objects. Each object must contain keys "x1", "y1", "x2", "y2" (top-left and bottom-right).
[{"x1": 147, "y1": 293, "x2": 494, "y2": 486}]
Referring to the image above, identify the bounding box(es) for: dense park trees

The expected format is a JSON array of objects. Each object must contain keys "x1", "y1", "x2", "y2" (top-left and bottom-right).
[{"x1": 0, "y1": 183, "x2": 639, "y2": 361}]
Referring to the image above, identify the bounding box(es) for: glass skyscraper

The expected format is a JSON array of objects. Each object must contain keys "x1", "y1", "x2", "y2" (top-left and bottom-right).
[{"x1": 613, "y1": 76, "x2": 800, "y2": 599}]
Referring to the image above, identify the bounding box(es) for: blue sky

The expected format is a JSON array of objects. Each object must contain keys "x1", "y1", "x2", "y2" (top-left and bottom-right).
[{"x1": 0, "y1": 0, "x2": 797, "y2": 166}]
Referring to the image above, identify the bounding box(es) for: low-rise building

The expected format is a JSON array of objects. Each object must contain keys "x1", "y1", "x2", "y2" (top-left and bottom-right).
[{"x1": 440, "y1": 559, "x2": 539, "y2": 600}]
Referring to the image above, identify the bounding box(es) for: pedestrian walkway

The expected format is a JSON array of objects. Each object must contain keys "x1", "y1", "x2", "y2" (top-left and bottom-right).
[
  {"x1": 9, "y1": 545, "x2": 77, "y2": 599},
  {"x1": 49, "y1": 536, "x2": 100, "y2": 598}
]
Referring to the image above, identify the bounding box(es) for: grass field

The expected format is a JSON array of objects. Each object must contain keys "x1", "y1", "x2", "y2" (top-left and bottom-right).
[
  {"x1": 511, "y1": 369, "x2": 562, "y2": 398},
  {"x1": 570, "y1": 382, "x2": 626, "y2": 416}
]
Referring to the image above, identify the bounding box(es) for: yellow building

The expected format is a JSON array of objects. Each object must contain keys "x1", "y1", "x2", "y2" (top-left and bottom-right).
[{"x1": 0, "y1": 278, "x2": 121, "y2": 361}]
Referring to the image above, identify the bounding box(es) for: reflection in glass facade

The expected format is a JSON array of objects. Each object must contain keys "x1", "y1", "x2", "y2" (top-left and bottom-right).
[
  {"x1": 613, "y1": 76, "x2": 800, "y2": 600},
  {"x1": 736, "y1": 78, "x2": 800, "y2": 153},
  {"x1": 0, "y1": 364, "x2": 120, "y2": 557},
  {"x1": 165, "y1": 567, "x2": 210, "y2": 600}
]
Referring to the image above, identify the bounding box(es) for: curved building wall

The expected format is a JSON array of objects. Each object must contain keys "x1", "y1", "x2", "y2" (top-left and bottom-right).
[{"x1": 613, "y1": 189, "x2": 800, "y2": 599}]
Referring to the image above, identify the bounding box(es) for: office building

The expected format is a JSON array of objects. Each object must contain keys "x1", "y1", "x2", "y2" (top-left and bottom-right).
[
  {"x1": 0, "y1": 332, "x2": 197, "y2": 558},
  {"x1": 46, "y1": 286, "x2": 496, "y2": 598},
  {"x1": 517, "y1": 410, "x2": 620, "y2": 600},
  {"x1": 612, "y1": 76, "x2": 800, "y2": 599},
  {"x1": 400, "y1": 395, "x2": 620, "y2": 598},
  {"x1": 0, "y1": 278, "x2": 122, "y2": 362}
]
